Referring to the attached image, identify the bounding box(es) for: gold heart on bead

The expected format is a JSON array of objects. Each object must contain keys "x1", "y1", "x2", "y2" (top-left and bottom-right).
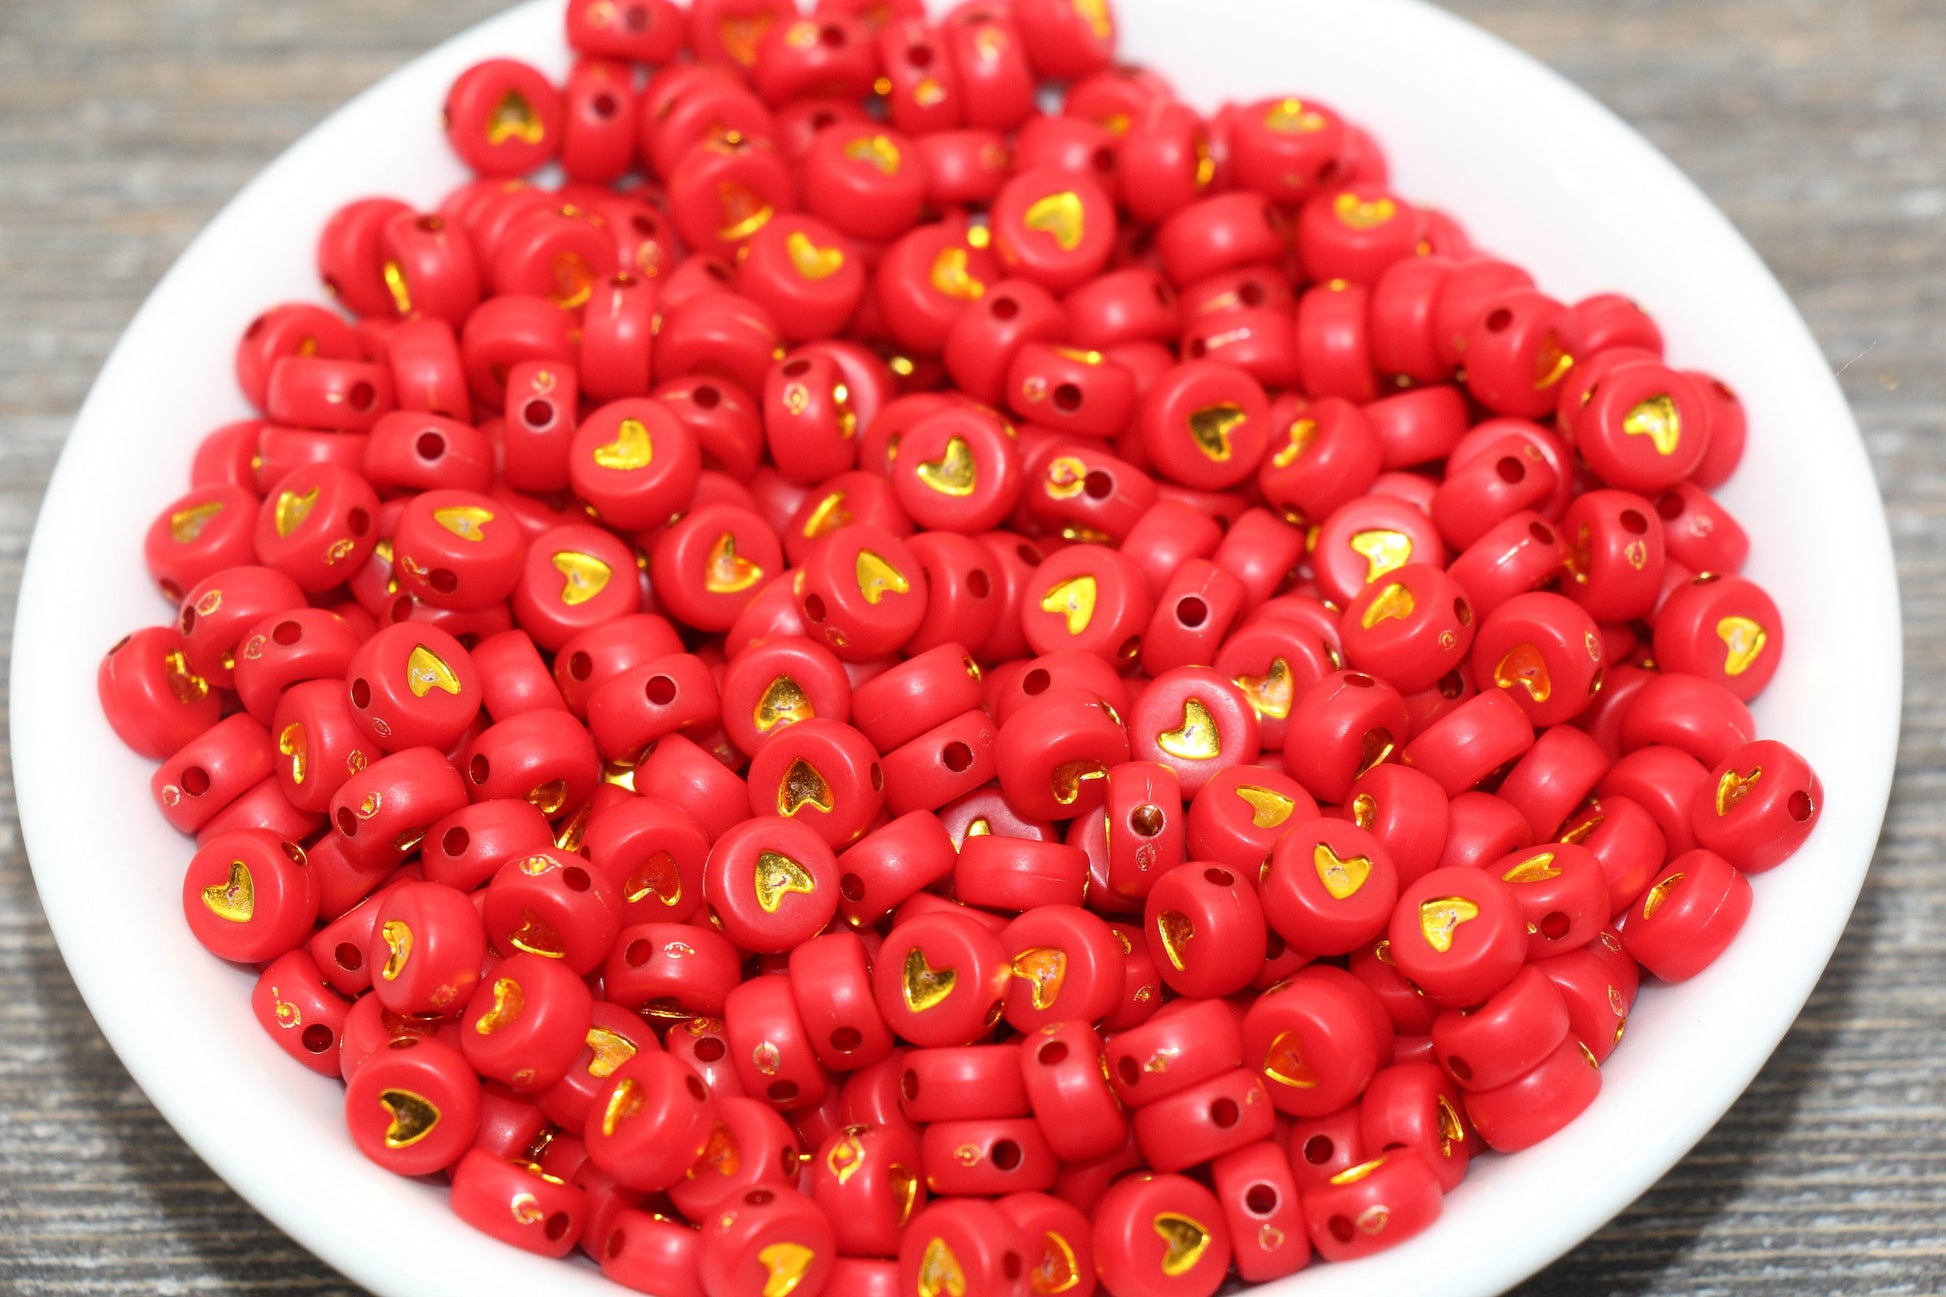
[
  {"x1": 754, "y1": 850, "x2": 817, "y2": 913},
  {"x1": 1156, "y1": 698, "x2": 1221, "y2": 761},
  {"x1": 200, "y1": 859, "x2": 254, "y2": 923},
  {"x1": 1022, "y1": 191, "x2": 1086, "y2": 251},
  {"x1": 552, "y1": 550, "x2": 613, "y2": 606},
  {"x1": 591, "y1": 417, "x2": 654, "y2": 470},
  {"x1": 902, "y1": 947, "x2": 958, "y2": 1012},
  {"x1": 1716, "y1": 616, "x2": 1768, "y2": 676},
  {"x1": 378, "y1": 1088, "x2": 441, "y2": 1149}
]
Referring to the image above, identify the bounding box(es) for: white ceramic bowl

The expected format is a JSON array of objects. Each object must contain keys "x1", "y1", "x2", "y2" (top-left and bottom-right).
[{"x1": 14, "y1": 1, "x2": 1900, "y2": 1293}]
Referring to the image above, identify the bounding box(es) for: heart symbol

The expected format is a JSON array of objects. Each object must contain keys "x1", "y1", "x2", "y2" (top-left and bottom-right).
[
  {"x1": 1418, "y1": 896, "x2": 1480, "y2": 953},
  {"x1": 1153, "y1": 1213, "x2": 1213, "y2": 1277},
  {"x1": 1533, "y1": 331, "x2": 1575, "y2": 390},
  {"x1": 825, "y1": 1127, "x2": 868, "y2": 1184},
  {"x1": 1271, "y1": 417, "x2": 1318, "y2": 471},
  {"x1": 273, "y1": 487, "x2": 319, "y2": 537},
  {"x1": 929, "y1": 246, "x2": 987, "y2": 301},
  {"x1": 690, "y1": 1121, "x2": 741, "y2": 1179},
  {"x1": 1263, "y1": 98, "x2": 1328, "y2": 133},
  {"x1": 583, "y1": 1026, "x2": 639, "y2": 1079},
  {"x1": 552, "y1": 550, "x2": 613, "y2": 606},
  {"x1": 1640, "y1": 871, "x2": 1687, "y2": 921},
  {"x1": 1022, "y1": 191, "x2": 1086, "y2": 251},
  {"x1": 1154, "y1": 909, "x2": 1195, "y2": 970},
  {"x1": 1350, "y1": 792, "x2": 1377, "y2": 830},
  {"x1": 777, "y1": 757, "x2": 834, "y2": 817},
  {"x1": 1031, "y1": 1229, "x2": 1083, "y2": 1294},
  {"x1": 1437, "y1": 1094, "x2": 1467, "y2": 1156},
  {"x1": 754, "y1": 850, "x2": 817, "y2": 913},
  {"x1": 277, "y1": 721, "x2": 307, "y2": 785},
  {"x1": 1349, "y1": 528, "x2": 1414, "y2": 583},
  {"x1": 1716, "y1": 616, "x2": 1768, "y2": 676},
  {"x1": 487, "y1": 90, "x2": 544, "y2": 146},
  {"x1": 1039, "y1": 575, "x2": 1098, "y2": 635},
  {"x1": 1187, "y1": 403, "x2": 1246, "y2": 462},
  {"x1": 1715, "y1": 765, "x2": 1763, "y2": 816},
  {"x1": 1360, "y1": 581, "x2": 1417, "y2": 630},
  {"x1": 717, "y1": 12, "x2": 775, "y2": 65},
  {"x1": 592, "y1": 417, "x2": 654, "y2": 470},
  {"x1": 755, "y1": 675, "x2": 813, "y2": 734},
  {"x1": 432, "y1": 504, "x2": 494, "y2": 542},
  {"x1": 916, "y1": 1237, "x2": 968, "y2": 1297},
  {"x1": 889, "y1": 1163, "x2": 919, "y2": 1225},
  {"x1": 201, "y1": 859, "x2": 254, "y2": 923},
  {"x1": 382, "y1": 259, "x2": 413, "y2": 314},
  {"x1": 379, "y1": 919, "x2": 413, "y2": 980},
  {"x1": 1156, "y1": 698, "x2": 1221, "y2": 761},
  {"x1": 916, "y1": 435, "x2": 979, "y2": 497},
  {"x1": 1492, "y1": 643, "x2": 1553, "y2": 704},
  {"x1": 473, "y1": 976, "x2": 525, "y2": 1035},
  {"x1": 1561, "y1": 812, "x2": 1606, "y2": 845},
  {"x1": 600, "y1": 1076, "x2": 646, "y2": 1137},
  {"x1": 378, "y1": 1088, "x2": 441, "y2": 1148},
  {"x1": 902, "y1": 947, "x2": 958, "y2": 1012},
  {"x1": 1009, "y1": 947, "x2": 1068, "y2": 1010},
  {"x1": 169, "y1": 499, "x2": 225, "y2": 543},
  {"x1": 786, "y1": 230, "x2": 846, "y2": 281},
  {"x1": 406, "y1": 644, "x2": 463, "y2": 698},
  {"x1": 1334, "y1": 191, "x2": 1398, "y2": 230},
  {"x1": 1234, "y1": 784, "x2": 1295, "y2": 829},
  {"x1": 705, "y1": 532, "x2": 764, "y2": 594},
  {"x1": 854, "y1": 549, "x2": 911, "y2": 605},
  {"x1": 1234, "y1": 656, "x2": 1293, "y2": 721},
  {"x1": 716, "y1": 181, "x2": 775, "y2": 243},
  {"x1": 1049, "y1": 758, "x2": 1108, "y2": 806},
  {"x1": 1501, "y1": 851, "x2": 1562, "y2": 884},
  {"x1": 1262, "y1": 1029, "x2": 1322, "y2": 1089},
  {"x1": 755, "y1": 1242, "x2": 814, "y2": 1297},
  {"x1": 551, "y1": 251, "x2": 594, "y2": 310},
  {"x1": 1313, "y1": 841, "x2": 1373, "y2": 899},
  {"x1": 843, "y1": 134, "x2": 902, "y2": 174},
  {"x1": 508, "y1": 907, "x2": 566, "y2": 958},
  {"x1": 1623, "y1": 393, "x2": 1682, "y2": 455},
  {"x1": 800, "y1": 490, "x2": 853, "y2": 539},
  {"x1": 622, "y1": 850, "x2": 685, "y2": 910}
]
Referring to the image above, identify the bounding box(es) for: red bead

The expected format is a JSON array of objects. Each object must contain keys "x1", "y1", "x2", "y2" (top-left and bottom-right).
[
  {"x1": 389, "y1": 488, "x2": 524, "y2": 611},
  {"x1": 1133, "y1": 1066, "x2": 1277, "y2": 1173},
  {"x1": 1654, "y1": 480, "x2": 1750, "y2": 575},
  {"x1": 568, "y1": 398, "x2": 702, "y2": 531},
  {"x1": 1207, "y1": 1141, "x2": 1311, "y2": 1283},
  {"x1": 1429, "y1": 963, "x2": 1569, "y2": 1094},
  {"x1": 874, "y1": 912, "x2": 1011, "y2": 1048},
  {"x1": 482, "y1": 848, "x2": 622, "y2": 976},
  {"x1": 1573, "y1": 362, "x2": 1710, "y2": 492},
  {"x1": 1600, "y1": 744, "x2": 1710, "y2": 858},
  {"x1": 1262, "y1": 818, "x2": 1398, "y2": 957},
  {"x1": 735, "y1": 215, "x2": 867, "y2": 343},
  {"x1": 718, "y1": 636, "x2": 852, "y2": 759},
  {"x1": 788, "y1": 930, "x2": 895, "y2": 1072},
  {"x1": 344, "y1": 623, "x2": 479, "y2": 752},
  {"x1": 833, "y1": 811, "x2": 957, "y2": 929},
  {"x1": 458, "y1": 952, "x2": 594, "y2": 1093},
  {"x1": 1495, "y1": 723, "x2": 1611, "y2": 841},
  {"x1": 1461, "y1": 1033, "x2": 1603, "y2": 1154},
  {"x1": 1620, "y1": 673, "x2": 1754, "y2": 769},
  {"x1": 1281, "y1": 670, "x2": 1408, "y2": 805},
  {"x1": 1022, "y1": 442, "x2": 1158, "y2": 546},
  {"x1": 745, "y1": 717, "x2": 884, "y2": 848},
  {"x1": 366, "y1": 879, "x2": 487, "y2": 1018},
  {"x1": 605, "y1": 923, "x2": 742, "y2": 1020},
  {"x1": 1224, "y1": 93, "x2": 1345, "y2": 203},
  {"x1": 1107, "y1": 997, "x2": 1242, "y2": 1110},
  {"x1": 1184, "y1": 765, "x2": 1315, "y2": 874},
  {"x1": 98, "y1": 626, "x2": 223, "y2": 760},
  {"x1": 363, "y1": 412, "x2": 494, "y2": 495},
  {"x1": 182, "y1": 829, "x2": 317, "y2": 962},
  {"x1": 791, "y1": 524, "x2": 926, "y2": 660},
  {"x1": 599, "y1": 1208, "x2": 706, "y2": 1296},
  {"x1": 450, "y1": 1149, "x2": 587, "y2": 1256},
  {"x1": 1445, "y1": 511, "x2": 1568, "y2": 621},
  {"x1": 1126, "y1": 668, "x2": 1260, "y2": 798},
  {"x1": 804, "y1": 1121, "x2": 924, "y2": 1258},
  {"x1": 994, "y1": 686, "x2": 1128, "y2": 821},
  {"x1": 726, "y1": 973, "x2": 833, "y2": 1113},
  {"x1": 1094, "y1": 762, "x2": 1184, "y2": 905},
  {"x1": 343, "y1": 1033, "x2": 483, "y2": 1176},
  {"x1": 151, "y1": 712, "x2": 275, "y2": 832},
  {"x1": 705, "y1": 816, "x2": 840, "y2": 952},
  {"x1": 1387, "y1": 867, "x2": 1527, "y2": 1009},
  {"x1": 1468, "y1": 590, "x2": 1604, "y2": 727},
  {"x1": 1299, "y1": 1151, "x2": 1442, "y2": 1262},
  {"x1": 1652, "y1": 573, "x2": 1782, "y2": 702},
  {"x1": 1359, "y1": 1062, "x2": 1471, "y2": 1192},
  {"x1": 511, "y1": 524, "x2": 643, "y2": 652},
  {"x1": 584, "y1": 1051, "x2": 720, "y2": 1191},
  {"x1": 637, "y1": 733, "x2": 755, "y2": 843},
  {"x1": 444, "y1": 59, "x2": 563, "y2": 177},
  {"x1": 1093, "y1": 1172, "x2": 1233, "y2": 1297},
  {"x1": 899, "y1": 1198, "x2": 1027, "y2": 1297},
  {"x1": 1132, "y1": 361, "x2": 1268, "y2": 491},
  {"x1": 1693, "y1": 738, "x2": 1822, "y2": 874}
]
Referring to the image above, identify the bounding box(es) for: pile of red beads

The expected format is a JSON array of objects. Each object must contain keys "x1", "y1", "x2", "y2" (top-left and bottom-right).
[{"x1": 96, "y1": 0, "x2": 1828, "y2": 1292}]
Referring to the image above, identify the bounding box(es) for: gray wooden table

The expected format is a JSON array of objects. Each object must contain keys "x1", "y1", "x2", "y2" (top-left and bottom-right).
[{"x1": 3, "y1": 1, "x2": 1942, "y2": 1292}]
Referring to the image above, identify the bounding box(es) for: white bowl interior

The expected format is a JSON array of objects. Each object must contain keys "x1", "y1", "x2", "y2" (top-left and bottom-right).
[{"x1": 12, "y1": 1, "x2": 1900, "y2": 1294}]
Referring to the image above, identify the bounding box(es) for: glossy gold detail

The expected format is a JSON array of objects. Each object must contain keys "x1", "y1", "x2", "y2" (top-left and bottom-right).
[
  {"x1": 200, "y1": 859, "x2": 254, "y2": 923},
  {"x1": 716, "y1": 182, "x2": 774, "y2": 243},
  {"x1": 1641, "y1": 872, "x2": 1685, "y2": 921},
  {"x1": 718, "y1": 11, "x2": 774, "y2": 63},
  {"x1": 1042, "y1": 454, "x2": 1089, "y2": 500},
  {"x1": 801, "y1": 491, "x2": 855, "y2": 540},
  {"x1": 777, "y1": 758, "x2": 835, "y2": 818},
  {"x1": 916, "y1": 435, "x2": 978, "y2": 496},
  {"x1": 474, "y1": 977, "x2": 525, "y2": 1035},
  {"x1": 1716, "y1": 765, "x2": 1763, "y2": 816},
  {"x1": 701, "y1": 531, "x2": 763, "y2": 595},
  {"x1": 1314, "y1": 842, "x2": 1373, "y2": 900},
  {"x1": 1492, "y1": 642, "x2": 1553, "y2": 704},
  {"x1": 855, "y1": 549, "x2": 910, "y2": 604},
  {"x1": 753, "y1": 676, "x2": 812, "y2": 736},
  {"x1": 601, "y1": 1076, "x2": 645, "y2": 1136},
  {"x1": 552, "y1": 550, "x2": 613, "y2": 605},
  {"x1": 1561, "y1": 813, "x2": 1605, "y2": 845},
  {"x1": 432, "y1": 505, "x2": 493, "y2": 542},
  {"x1": 525, "y1": 779, "x2": 569, "y2": 816},
  {"x1": 1350, "y1": 792, "x2": 1378, "y2": 831},
  {"x1": 273, "y1": 487, "x2": 320, "y2": 537},
  {"x1": 1619, "y1": 392, "x2": 1682, "y2": 455},
  {"x1": 585, "y1": 1027, "x2": 637, "y2": 1079},
  {"x1": 592, "y1": 417, "x2": 654, "y2": 470},
  {"x1": 1022, "y1": 191, "x2": 1085, "y2": 251},
  {"x1": 1334, "y1": 191, "x2": 1397, "y2": 229},
  {"x1": 1349, "y1": 529, "x2": 1413, "y2": 583},
  {"x1": 1156, "y1": 698, "x2": 1221, "y2": 761},
  {"x1": 379, "y1": 919, "x2": 413, "y2": 980},
  {"x1": 1187, "y1": 403, "x2": 1247, "y2": 462},
  {"x1": 889, "y1": 1162, "x2": 919, "y2": 1224},
  {"x1": 1501, "y1": 852, "x2": 1561, "y2": 884},
  {"x1": 1262, "y1": 1030, "x2": 1322, "y2": 1089},
  {"x1": 1270, "y1": 417, "x2": 1318, "y2": 470},
  {"x1": 1361, "y1": 581, "x2": 1416, "y2": 629},
  {"x1": 1265, "y1": 98, "x2": 1327, "y2": 132},
  {"x1": 508, "y1": 908, "x2": 566, "y2": 958},
  {"x1": 930, "y1": 246, "x2": 986, "y2": 301},
  {"x1": 843, "y1": 133, "x2": 901, "y2": 174},
  {"x1": 1039, "y1": 575, "x2": 1097, "y2": 636},
  {"x1": 1010, "y1": 947, "x2": 1068, "y2": 1010},
  {"x1": 756, "y1": 1242, "x2": 815, "y2": 1297},
  {"x1": 786, "y1": 230, "x2": 845, "y2": 281},
  {"x1": 1071, "y1": 0, "x2": 1111, "y2": 38},
  {"x1": 1153, "y1": 1213, "x2": 1212, "y2": 1277},
  {"x1": 277, "y1": 721, "x2": 307, "y2": 786},
  {"x1": 1235, "y1": 784, "x2": 1296, "y2": 829},
  {"x1": 488, "y1": 89, "x2": 544, "y2": 146},
  {"x1": 1716, "y1": 616, "x2": 1768, "y2": 676},
  {"x1": 162, "y1": 648, "x2": 209, "y2": 705},
  {"x1": 1356, "y1": 1204, "x2": 1392, "y2": 1234},
  {"x1": 1155, "y1": 909, "x2": 1194, "y2": 971},
  {"x1": 1435, "y1": 1093, "x2": 1466, "y2": 1157},
  {"x1": 169, "y1": 500, "x2": 225, "y2": 543},
  {"x1": 1331, "y1": 1157, "x2": 1387, "y2": 1185},
  {"x1": 406, "y1": 644, "x2": 463, "y2": 698},
  {"x1": 1533, "y1": 332, "x2": 1574, "y2": 390},
  {"x1": 751, "y1": 1041, "x2": 782, "y2": 1075},
  {"x1": 902, "y1": 947, "x2": 957, "y2": 1012},
  {"x1": 826, "y1": 1128, "x2": 868, "y2": 1184},
  {"x1": 1050, "y1": 758, "x2": 1108, "y2": 805},
  {"x1": 754, "y1": 851, "x2": 817, "y2": 912},
  {"x1": 379, "y1": 1089, "x2": 441, "y2": 1148},
  {"x1": 1232, "y1": 655, "x2": 1294, "y2": 722},
  {"x1": 917, "y1": 1237, "x2": 968, "y2": 1297},
  {"x1": 1418, "y1": 897, "x2": 1479, "y2": 953}
]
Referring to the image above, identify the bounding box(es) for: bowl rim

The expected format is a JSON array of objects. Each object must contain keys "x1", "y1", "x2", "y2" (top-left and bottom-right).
[{"x1": 13, "y1": 1, "x2": 1901, "y2": 1295}]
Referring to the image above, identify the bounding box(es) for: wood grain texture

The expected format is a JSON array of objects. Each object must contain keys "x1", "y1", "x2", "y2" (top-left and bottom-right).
[{"x1": 1, "y1": 1, "x2": 1941, "y2": 1293}]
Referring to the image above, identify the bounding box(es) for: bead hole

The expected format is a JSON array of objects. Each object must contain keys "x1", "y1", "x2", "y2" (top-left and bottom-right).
[
  {"x1": 942, "y1": 741, "x2": 973, "y2": 773},
  {"x1": 1210, "y1": 1097, "x2": 1240, "y2": 1128},
  {"x1": 1620, "y1": 508, "x2": 1650, "y2": 535},
  {"x1": 1082, "y1": 469, "x2": 1114, "y2": 500},
  {"x1": 1037, "y1": 1040, "x2": 1069, "y2": 1066},
  {"x1": 301, "y1": 1024, "x2": 334, "y2": 1053},
  {"x1": 693, "y1": 384, "x2": 721, "y2": 409},
  {"x1": 991, "y1": 1139, "x2": 1022, "y2": 1170},
  {"x1": 1528, "y1": 521, "x2": 1554, "y2": 545},
  {"x1": 441, "y1": 826, "x2": 470, "y2": 856},
  {"x1": 1303, "y1": 1134, "x2": 1334, "y2": 1164},
  {"x1": 830, "y1": 1026, "x2": 862, "y2": 1053},
  {"x1": 991, "y1": 296, "x2": 1019, "y2": 320},
  {"x1": 563, "y1": 866, "x2": 591, "y2": 892},
  {"x1": 1176, "y1": 596, "x2": 1208, "y2": 628},
  {"x1": 1447, "y1": 1056, "x2": 1473, "y2": 1082},
  {"x1": 1495, "y1": 455, "x2": 1524, "y2": 483},
  {"x1": 1454, "y1": 598, "x2": 1472, "y2": 627},
  {"x1": 1539, "y1": 910, "x2": 1571, "y2": 940},
  {"x1": 782, "y1": 358, "x2": 812, "y2": 378},
  {"x1": 1789, "y1": 790, "x2": 1814, "y2": 821},
  {"x1": 1052, "y1": 382, "x2": 1083, "y2": 412},
  {"x1": 568, "y1": 651, "x2": 593, "y2": 680},
  {"x1": 1484, "y1": 308, "x2": 1514, "y2": 333},
  {"x1": 348, "y1": 381, "x2": 376, "y2": 412},
  {"x1": 416, "y1": 431, "x2": 445, "y2": 460},
  {"x1": 469, "y1": 754, "x2": 491, "y2": 784},
  {"x1": 272, "y1": 620, "x2": 303, "y2": 646},
  {"x1": 694, "y1": 1036, "x2": 726, "y2": 1063},
  {"x1": 1022, "y1": 668, "x2": 1051, "y2": 696},
  {"x1": 645, "y1": 675, "x2": 678, "y2": 706},
  {"x1": 624, "y1": 938, "x2": 652, "y2": 967},
  {"x1": 1244, "y1": 1182, "x2": 1279, "y2": 1215},
  {"x1": 543, "y1": 1213, "x2": 570, "y2": 1242},
  {"x1": 524, "y1": 398, "x2": 555, "y2": 427},
  {"x1": 180, "y1": 766, "x2": 211, "y2": 797},
  {"x1": 767, "y1": 1080, "x2": 799, "y2": 1104},
  {"x1": 967, "y1": 568, "x2": 993, "y2": 599},
  {"x1": 839, "y1": 872, "x2": 865, "y2": 902},
  {"x1": 1204, "y1": 866, "x2": 1233, "y2": 887},
  {"x1": 803, "y1": 593, "x2": 828, "y2": 623},
  {"x1": 1328, "y1": 1215, "x2": 1355, "y2": 1244},
  {"x1": 1129, "y1": 804, "x2": 1165, "y2": 838},
  {"x1": 334, "y1": 941, "x2": 363, "y2": 971},
  {"x1": 1117, "y1": 1056, "x2": 1140, "y2": 1087}
]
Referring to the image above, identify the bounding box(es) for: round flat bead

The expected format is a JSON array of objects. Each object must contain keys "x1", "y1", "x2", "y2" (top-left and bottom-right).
[
  {"x1": 1299, "y1": 1152, "x2": 1442, "y2": 1262},
  {"x1": 1093, "y1": 1172, "x2": 1233, "y2": 1297},
  {"x1": 1386, "y1": 867, "x2": 1527, "y2": 1009},
  {"x1": 1692, "y1": 738, "x2": 1822, "y2": 873},
  {"x1": 704, "y1": 817, "x2": 840, "y2": 953},
  {"x1": 873, "y1": 912, "x2": 1011, "y2": 1049}
]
